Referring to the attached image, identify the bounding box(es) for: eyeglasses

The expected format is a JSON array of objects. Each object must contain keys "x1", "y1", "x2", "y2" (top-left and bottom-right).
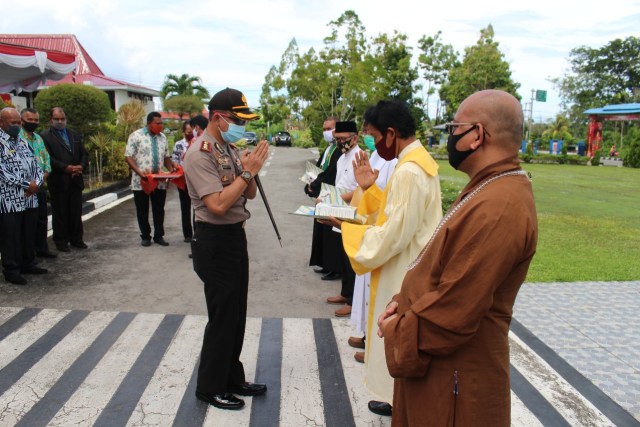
[
  {"x1": 444, "y1": 122, "x2": 492, "y2": 138},
  {"x1": 219, "y1": 114, "x2": 247, "y2": 126},
  {"x1": 444, "y1": 122, "x2": 475, "y2": 135}
]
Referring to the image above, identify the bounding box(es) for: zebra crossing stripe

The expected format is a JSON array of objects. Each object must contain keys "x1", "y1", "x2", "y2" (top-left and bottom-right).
[
  {"x1": 279, "y1": 318, "x2": 324, "y2": 426},
  {"x1": 15, "y1": 312, "x2": 136, "y2": 427},
  {"x1": 249, "y1": 318, "x2": 283, "y2": 427},
  {"x1": 93, "y1": 314, "x2": 183, "y2": 427},
  {"x1": 0, "y1": 307, "x2": 40, "y2": 342},
  {"x1": 50, "y1": 312, "x2": 166, "y2": 426},
  {"x1": 510, "y1": 318, "x2": 640, "y2": 427},
  {"x1": 0, "y1": 308, "x2": 637, "y2": 426},
  {"x1": 510, "y1": 364, "x2": 572, "y2": 427},
  {"x1": 127, "y1": 314, "x2": 204, "y2": 427},
  {"x1": 314, "y1": 318, "x2": 356, "y2": 427}
]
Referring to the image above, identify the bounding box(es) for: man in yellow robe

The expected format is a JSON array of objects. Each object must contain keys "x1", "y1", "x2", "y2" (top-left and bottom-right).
[
  {"x1": 325, "y1": 100, "x2": 442, "y2": 416},
  {"x1": 378, "y1": 90, "x2": 538, "y2": 426}
]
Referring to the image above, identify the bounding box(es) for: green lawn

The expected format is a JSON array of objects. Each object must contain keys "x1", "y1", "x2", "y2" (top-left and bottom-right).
[{"x1": 437, "y1": 161, "x2": 640, "y2": 282}]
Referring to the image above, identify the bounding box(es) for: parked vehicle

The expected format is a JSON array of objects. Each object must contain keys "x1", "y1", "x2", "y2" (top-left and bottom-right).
[
  {"x1": 243, "y1": 131, "x2": 258, "y2": 145},
  {"x1": 274, "y1": 131, "x2": 292, "y2": 147}
]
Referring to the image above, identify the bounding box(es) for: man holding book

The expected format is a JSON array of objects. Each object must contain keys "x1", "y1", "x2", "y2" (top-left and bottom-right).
[{"x1": 323, "y1": 101, "x2": 442, "y2": 416}]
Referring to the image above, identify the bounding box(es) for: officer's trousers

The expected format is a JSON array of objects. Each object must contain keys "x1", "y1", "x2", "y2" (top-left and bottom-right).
[{"x1": 192, "y1": 221, "x2": 248, "y2": 394}]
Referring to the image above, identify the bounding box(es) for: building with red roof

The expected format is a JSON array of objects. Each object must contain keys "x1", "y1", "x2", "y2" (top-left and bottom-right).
[{"x1": 0, "y1": 34, "x2": 159, "y2": 113}]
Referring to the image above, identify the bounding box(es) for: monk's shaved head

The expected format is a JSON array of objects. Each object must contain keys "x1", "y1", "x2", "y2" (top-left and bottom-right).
[{"x1": 457, "y1": 90, "x2": 523, "y2": 146}]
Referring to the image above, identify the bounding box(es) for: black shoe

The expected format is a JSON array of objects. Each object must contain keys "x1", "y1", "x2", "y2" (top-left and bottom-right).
[
  {"x1": 153, "y1": 237, "x2": 170, "y2": 246},
  {"x1": 368, "y1": 400, "x2": 392, "y2": 416},
  {"x1": 195, "y1": 391, "x2": 244, "y2": 410},
  {"x1": 36, "y1": 250, "x2": 58, "y2": 258},
  {"x1": 229, "y1": 382, "x2": 267, "y2": 396},
  {"x1": 188, "y1": 253, "x2": 193, "y2": 259},
  {"x1": 4, "y1": 274, "x2": 27, "y2": 285},
  {"x1": 184, "y1": 236, "x2": 192, "y2": 243},
  {"x1": 313, "y1": 267, "x2": 328, "y2": 274},
  {"x1": 321, "y1": 272, "x2": 341, "y2": 281},
  {"x1": 55, "y1": 243, "x2": 70, "y2": 252},
  {"x1": 70, "y1": 241, "x2": 88, "y2": 249},
  {"x1": 21, "y1": 265, "x2": 48, "y2": 275},
  {"x1": 141, "y1": 238, "x2": 152, "y2": 247}
]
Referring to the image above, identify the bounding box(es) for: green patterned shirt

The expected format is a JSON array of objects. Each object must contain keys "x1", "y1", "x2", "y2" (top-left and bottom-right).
[{"x1": 19, "y1": 128, "x2": 51, "y2": 174}]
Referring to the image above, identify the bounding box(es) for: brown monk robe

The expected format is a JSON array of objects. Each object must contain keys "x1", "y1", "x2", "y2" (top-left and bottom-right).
[{"x1": 379, "y1": 90, "x2": 538, "y2": 427}]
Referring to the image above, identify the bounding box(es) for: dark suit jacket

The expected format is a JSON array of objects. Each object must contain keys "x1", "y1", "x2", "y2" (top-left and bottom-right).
[
  {"x1": 305, "y1": 145, "x2": 342, "y2": 198},
  {"x1": 41, "y1": 127, "x2": 89, "y2": 193}
]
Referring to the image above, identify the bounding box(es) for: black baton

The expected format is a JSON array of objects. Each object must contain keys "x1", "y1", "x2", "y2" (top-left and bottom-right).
[{"x1": 254, "y1": 175, "x2": 283, "y2": 247}]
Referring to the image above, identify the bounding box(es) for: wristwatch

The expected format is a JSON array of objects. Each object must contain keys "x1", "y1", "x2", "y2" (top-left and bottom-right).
[{"x1": 240, "y1": 170, "x2": 253, "y2": 184}]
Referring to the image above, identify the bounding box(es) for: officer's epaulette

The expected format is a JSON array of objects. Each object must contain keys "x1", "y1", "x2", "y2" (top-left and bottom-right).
[{"x1": 200, "y1": 140, "x2": 212, "y2": 153}]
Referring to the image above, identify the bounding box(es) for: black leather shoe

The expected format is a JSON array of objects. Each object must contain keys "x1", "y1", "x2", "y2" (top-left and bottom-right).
[
  {"x1": 313, "y1": 267, "x2": 328, "y2": 274},
  {"x1": 36, "y1": 250, "x2": 57, "y2": 258},
  {"x1": 4, "y1": 274, "x2": 27, "y2": 285},
  {"x1": 141, "y1": 238, "x2": 152, "y2": 247},
  {"x1": 70, "y1": 241, "x2": 88, "y2": 249},
  {"x1": 195, "y1": 391, "x2": 244, "y2": 410},
  {"x1": 153, "y1": 237, "x2": 170, "y2": 246},
  {"x1": 229, "y1": 382, "x2": 267, "y2": 396},
  {"x1": 321, "y1": 272, "x2": 341, "y2": 281},
  {"x1": 21, "y1": 265, "x2": 48, "y2": 274},
  {"x1": 368, "y1": 400, "x2": 392, "y2": 416},
  {"x1": 55, "y1": 243, "x2": 70, "y2": 252},
  {"x1": 184, "y1": 236, "x2": 192, "y2": 243}
]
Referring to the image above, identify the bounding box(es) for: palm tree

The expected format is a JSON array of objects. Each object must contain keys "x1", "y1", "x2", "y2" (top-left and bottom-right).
[
  {"x1": 160, "y1": 73, "x2": 210, "y2": 100},
  {"x1": 542, "y1": 114, "x2": 572, "y2": 142}
]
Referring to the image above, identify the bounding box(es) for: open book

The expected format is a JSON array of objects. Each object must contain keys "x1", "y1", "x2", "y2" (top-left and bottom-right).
[
  {"x1": 291, "y1": 204, "x2": 367, "y2": 224},
  {"x1": 292, "y1": 183, "x2": 366, "y2": 224},
  {"x1": 299, "y1": 161, "x2": 324, "y2": 184}
]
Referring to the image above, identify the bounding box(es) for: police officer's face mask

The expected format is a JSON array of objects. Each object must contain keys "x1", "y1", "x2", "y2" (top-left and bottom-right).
[{"x1": 218, "y1": 115, "x2": 245, "y2": 143}]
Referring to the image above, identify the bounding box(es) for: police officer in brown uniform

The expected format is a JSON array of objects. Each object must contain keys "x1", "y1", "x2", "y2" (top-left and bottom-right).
[{"x1": 182, "y1": 88, "x2": 270, "y2": 410}]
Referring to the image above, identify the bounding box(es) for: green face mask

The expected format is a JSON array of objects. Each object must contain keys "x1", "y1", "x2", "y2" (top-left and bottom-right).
[{"x1": 363, "y1": 135, "x2": 376, "y2": 151}]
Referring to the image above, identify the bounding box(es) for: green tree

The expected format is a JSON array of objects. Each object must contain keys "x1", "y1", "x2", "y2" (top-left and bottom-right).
[
  {"x1": 621, "y1": 125, "x2": 640, "y2": 168},
  {"x1": 116, "y1": 100, "x2": 146, "y2": 141},
  {"x1": 163, "y1": 95, "x2": 203, "y2": 119},
  {"x1": 551, "y1": 36, "x2": 640, "y2": 136},
  {"x1": 160, "y1": 73, "x2": 210, "y2": 100},
  {"x1": 542, "y1": 114, "x2": 573, "y2": 147},
  {"x1": 34, "y1": 83, "x2": 114, "y2": 138},
  {"x1": 439, "y1": 25, "x2": 521, "y2": 118},
  {"x1": 417, "y1": 31, "x2": 459, "y2": 121},
  {"x1": 262, "y1": 10, "x2": 422, "y2": 144}
]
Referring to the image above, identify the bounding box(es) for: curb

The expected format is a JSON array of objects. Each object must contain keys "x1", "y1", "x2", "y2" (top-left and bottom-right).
[{"x1": 47, "y1": 186, "x2": 132, "y2": 231}]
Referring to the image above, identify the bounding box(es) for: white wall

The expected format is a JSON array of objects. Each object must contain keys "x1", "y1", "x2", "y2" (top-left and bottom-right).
[{"x1": 114, "y1": 90, "x2": 156, "y2": 114}]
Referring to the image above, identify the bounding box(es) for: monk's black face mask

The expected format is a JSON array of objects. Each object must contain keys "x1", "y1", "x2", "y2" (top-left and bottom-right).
[{"x1": 447, "y1": 125, "x2": 477, "y2": 170}]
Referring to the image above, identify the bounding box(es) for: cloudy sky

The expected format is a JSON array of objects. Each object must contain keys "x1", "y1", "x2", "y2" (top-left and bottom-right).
[{"x1": 2, "y1": 0, "x2": 638, "y2": 122}]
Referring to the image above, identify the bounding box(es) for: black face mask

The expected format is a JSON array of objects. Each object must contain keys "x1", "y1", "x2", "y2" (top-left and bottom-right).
[
  {"x1": 447, "y1": 125, "x2": 477, "y2": 170},
  {"x1": 23, "y1": 122, "x2": 38, "y2": 133},
  {"x1": 6, "y1": 125, "x2": 21, "y2": 138}
]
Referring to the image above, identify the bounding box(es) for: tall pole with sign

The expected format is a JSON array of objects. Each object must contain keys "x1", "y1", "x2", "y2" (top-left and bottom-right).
[{"x1": 527, "y1": 89, "x2": 547, "y2": 143}]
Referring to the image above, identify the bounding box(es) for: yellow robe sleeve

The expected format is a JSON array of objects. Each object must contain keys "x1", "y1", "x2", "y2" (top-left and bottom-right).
[{"x1": 343, "y1": 164, "x2": 439, "y2": 276}]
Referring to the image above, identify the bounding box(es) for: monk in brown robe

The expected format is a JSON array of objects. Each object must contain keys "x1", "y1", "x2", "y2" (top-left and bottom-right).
[{"x1": 378, "y1": 89, "x2": 538, "y2": 427}]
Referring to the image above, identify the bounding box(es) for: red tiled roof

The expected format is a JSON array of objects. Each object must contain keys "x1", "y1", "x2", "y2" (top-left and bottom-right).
[
  {"x1": 0, "y1": 34, "x2": 159, "y2": 95},
  {"x1": 0, "y1": 34, "x2": 103, "y2": 75}
]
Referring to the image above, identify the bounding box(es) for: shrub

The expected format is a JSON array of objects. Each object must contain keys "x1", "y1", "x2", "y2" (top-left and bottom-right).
[
  {"x1": 621, "y1": 127, "x2": 640, "y2": 168},
  {"x1": 291, "y1": 129, "x2": 315, "y2": 148},
  {"x1": 591, "y1": 150, "x2": 602, "y2": 166},
  {"x1": 34, "y1": 83, "x2": 114, "y2": 138}
]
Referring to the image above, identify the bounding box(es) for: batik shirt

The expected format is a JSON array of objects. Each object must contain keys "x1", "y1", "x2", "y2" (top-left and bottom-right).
[
  {"x1": 20, "y1": 128, "x2": 51, "y2": 176},
  {"x1": 125, "y1": 127, "x2": 170, "y2": 191},
  {"x1": 0, "y1": 128, "x2": 43, "y2": 213},
  {"x1": 171, "y1": 137, "x2": 190, "y2": 165}
]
